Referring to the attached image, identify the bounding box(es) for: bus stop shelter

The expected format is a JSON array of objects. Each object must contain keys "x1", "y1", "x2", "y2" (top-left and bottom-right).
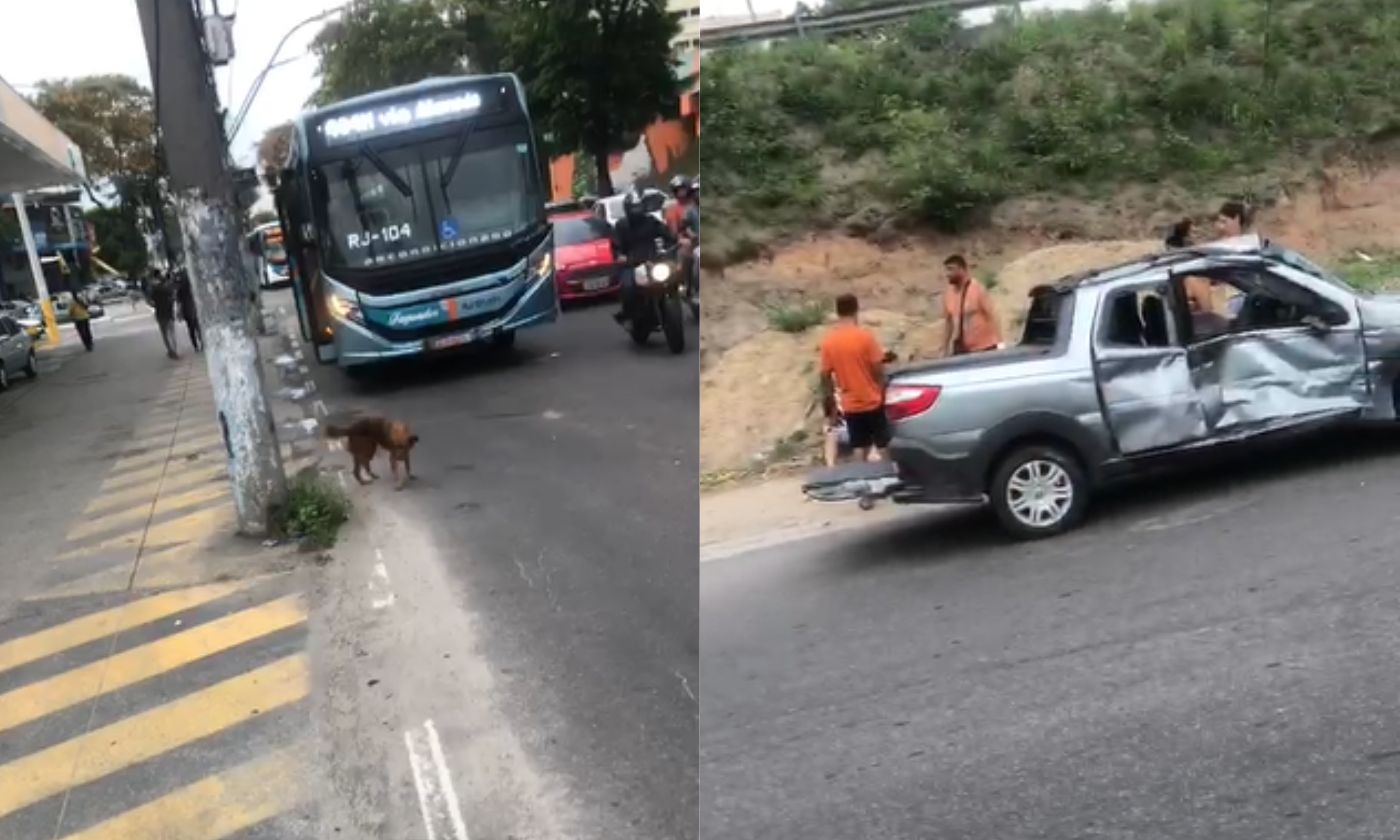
[{"x1": 0, "y1": 75, "x2": 85, "y2": 342}]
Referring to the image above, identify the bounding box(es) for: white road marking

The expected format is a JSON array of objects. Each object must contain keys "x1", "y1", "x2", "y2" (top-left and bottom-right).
[
  {"x1": 312, "y1": 399, "x2": 328, "y2": 417},
  {"x1": 336, "y1": 471, "x2": 348, "y2": 490},
  {"x1": 405, "y1": 720, "x2": 470, "y2": 840},
  {"x1": 369, "y1": 554, "x2": 395, "y2": 609}
]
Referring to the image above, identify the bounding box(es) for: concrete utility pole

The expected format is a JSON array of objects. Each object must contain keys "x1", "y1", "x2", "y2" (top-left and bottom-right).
[{"x1": 135, "y1": 0, "x2": 287, "y2": 535}]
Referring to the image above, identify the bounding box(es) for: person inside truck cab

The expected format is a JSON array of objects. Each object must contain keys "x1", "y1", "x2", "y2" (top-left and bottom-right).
[
  {"x1": 942, "y1": 254, "x2": 1003, "y2": 356},
  {"x1": 1182, "y1": 200, "x2": 1254, "y2": 335}
]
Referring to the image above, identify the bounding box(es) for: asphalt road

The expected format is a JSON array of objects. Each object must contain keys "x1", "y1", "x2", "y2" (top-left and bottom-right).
[
  {"x1": 297, "y1": 295, "x2": 699, "y2": 839},
  {"x1": 702, "y1": 429, "x2": 1400, "y2": 840}
]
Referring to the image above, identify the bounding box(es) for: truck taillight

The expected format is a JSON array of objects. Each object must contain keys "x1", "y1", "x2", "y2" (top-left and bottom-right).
[{"x1": 885, "y1": 385, "x2": 941, "y2": 422}]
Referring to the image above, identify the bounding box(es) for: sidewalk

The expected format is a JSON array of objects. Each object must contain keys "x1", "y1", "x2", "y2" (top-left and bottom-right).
[{"x1": 0, "y1": 321, "x2": 320, "y2": 838}]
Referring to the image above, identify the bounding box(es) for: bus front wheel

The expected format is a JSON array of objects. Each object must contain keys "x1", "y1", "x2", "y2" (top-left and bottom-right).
[{"x1": 492, "y1": 330, "x2": 516, "y2": 352}]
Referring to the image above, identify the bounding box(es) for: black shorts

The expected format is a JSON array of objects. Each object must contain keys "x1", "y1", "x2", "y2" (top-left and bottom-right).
[{"x1": 843, "y1": 408, "x2": 891, "y2": 450}]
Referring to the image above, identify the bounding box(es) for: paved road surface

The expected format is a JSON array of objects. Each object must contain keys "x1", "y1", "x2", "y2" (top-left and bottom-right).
[
  {"x1": 702, "y1": 431, "x2": 1400, "y2": 839},
  {"x1": 293, "y1": 295, "x2": 699, "y2": 839}
]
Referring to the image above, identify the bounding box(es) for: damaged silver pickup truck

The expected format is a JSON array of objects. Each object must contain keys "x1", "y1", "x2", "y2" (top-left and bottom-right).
[{"x1": 804, "y1": 235, "x2": 1400, "y2": 539}]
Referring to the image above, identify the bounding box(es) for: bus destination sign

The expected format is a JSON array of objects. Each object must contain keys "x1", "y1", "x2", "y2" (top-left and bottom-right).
[{"x1": 319, "y1": 89, "x2": 485, "y2": 145}]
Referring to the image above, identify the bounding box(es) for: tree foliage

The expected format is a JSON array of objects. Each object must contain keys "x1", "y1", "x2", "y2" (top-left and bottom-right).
[
  {"x1": 312, "y1": 0, "x2": 469, "y2": 105},
  {"x1": 32, "y1": 75, "x2": 158, "y2": 195},
  {"x1": 257, "y1": 122, "x2": 295, "y2": 186},
  {"x1": 503, "y1": 0, "x2": 680, "y2": 194},
  {"x1": 86, "y1": 206, "x2": 149, "y2": 278},
  {"x1": 706, "y1": 0, "x2": 1400, "y2": 247},
  {"x1": 311, "y1": 0, "x2": 511, "y2": 104}
]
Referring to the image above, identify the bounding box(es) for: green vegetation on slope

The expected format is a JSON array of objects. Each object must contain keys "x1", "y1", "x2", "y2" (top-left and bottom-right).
[
  {"x1": 1337, "y1": 253, "x2": 1400, "y2": 292},
  {"x1": 703, "y1": 0, "x2": 1400, "y2": 261}
]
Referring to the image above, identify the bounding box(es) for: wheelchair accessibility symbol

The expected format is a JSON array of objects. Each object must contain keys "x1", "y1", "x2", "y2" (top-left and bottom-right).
[{"x1": 439, "y1": 218, "x2": 461, "y2": 241}]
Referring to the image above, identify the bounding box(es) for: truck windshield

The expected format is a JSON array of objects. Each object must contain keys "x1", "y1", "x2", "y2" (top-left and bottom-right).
[{"x1": 315, "y1": 128, "x2": 540, "y2": 271}]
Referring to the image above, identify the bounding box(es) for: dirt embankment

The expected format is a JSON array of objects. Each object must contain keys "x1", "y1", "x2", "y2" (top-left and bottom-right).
[{"x1": 699, "y1": 163, "x2": 1400, "y2": 482}]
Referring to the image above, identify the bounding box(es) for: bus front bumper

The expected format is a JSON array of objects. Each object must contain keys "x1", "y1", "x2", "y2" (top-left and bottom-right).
[{"x1": 330, "y1": 274, "x2": 558, "y2": 367}]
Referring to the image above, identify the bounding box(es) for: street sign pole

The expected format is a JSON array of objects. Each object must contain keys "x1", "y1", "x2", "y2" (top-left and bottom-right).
[
  {"x1": 135, "y1": 0, "x2": 287, "y2": 536},
  {"x1": 11, "y1": 193, "x2": 60, "y2": 346}
]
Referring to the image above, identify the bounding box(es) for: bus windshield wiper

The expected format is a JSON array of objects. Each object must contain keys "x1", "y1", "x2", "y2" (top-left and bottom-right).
[
  {"x1": 359, "y1": 142, "x2": 413, "y2": 198},
  {"x1": 440, "y1": 122, "x2": 475, "y2": 192}
]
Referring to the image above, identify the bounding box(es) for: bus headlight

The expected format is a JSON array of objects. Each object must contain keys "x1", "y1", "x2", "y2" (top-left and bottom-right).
[
  {"x1": 649, "y1": 262, "x2": 672, "y2": 283},
  {"x1": 327, "y1": 292, "x2": 362, "y2": 324},
  {"x1": 530, "y1": 250, "x2": 553, "y2": 281}
]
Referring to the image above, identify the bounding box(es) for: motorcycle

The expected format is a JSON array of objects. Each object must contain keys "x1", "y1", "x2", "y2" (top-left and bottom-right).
[{"x1": 623, "y1": 240, "x2": 686, "y2": 355}]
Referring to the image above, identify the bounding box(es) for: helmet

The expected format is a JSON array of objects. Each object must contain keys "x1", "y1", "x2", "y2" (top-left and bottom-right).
[{"x1": 669, "y1": 174, "x2": 692, "y2": 195}]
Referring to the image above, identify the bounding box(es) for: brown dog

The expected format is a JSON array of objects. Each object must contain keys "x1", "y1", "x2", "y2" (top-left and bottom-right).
[{"x1": 325, "y1": 417, "x2": 420, "y2": 489}]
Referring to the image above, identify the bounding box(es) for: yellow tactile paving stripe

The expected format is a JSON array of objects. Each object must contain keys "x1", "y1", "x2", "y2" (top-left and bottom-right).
[
  {"x1": 0, "y1": 580, "x2": 256, "y2": 677},
  {"x1": 55, "y1": 746, "x2": 306, "y2": 840},
  {"x1": 57, "y1": 504, "x2": 235, "y2": 563},
  {"x1": 103, "y1": 433, "x2": 226, "y2": 478},
  {"x1": 0, "y1": 594, "x2": 305, "y2": 734},
  {"x1": 82, "y1": 464, "x2": 229, "y2": 517},
  {"x1": 0, "y1": 654, "x2": 308, "y2": 820},
  {"x1": 68, "y1": 483, "x2": 232, "y2": 542}
]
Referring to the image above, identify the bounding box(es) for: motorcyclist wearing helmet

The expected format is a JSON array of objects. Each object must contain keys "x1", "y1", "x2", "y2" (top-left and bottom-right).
[
  {"x1": 612, "y1": 186, "x2": 678, "y2": 324},
  {"x1": 665, "y1": 175, "x2": 693, "y2": 235}
]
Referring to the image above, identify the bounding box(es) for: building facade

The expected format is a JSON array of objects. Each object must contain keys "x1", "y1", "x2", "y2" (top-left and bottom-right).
[
  {"x1": 0, "y1": 191, "x2": 92, "y2": 301},
  {"x1": 669, "y1": 0, "x2": 702, "y2": 52}
]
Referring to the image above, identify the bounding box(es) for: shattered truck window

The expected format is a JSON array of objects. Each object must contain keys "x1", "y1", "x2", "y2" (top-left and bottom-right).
[{"x1": 1022, "y1": 286, "x2": 1064, "y2": 345}]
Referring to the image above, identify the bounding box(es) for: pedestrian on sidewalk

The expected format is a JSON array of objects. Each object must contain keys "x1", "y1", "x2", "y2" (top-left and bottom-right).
[
  {"x1": 70, "y1": 289, "x2": 94, "y2": 352},
  {"x1": 175, "y1": 270, "x2": 203, "y2": 352},
  {"x1": 150, "y1": 272, "x2": 179, "y2": 359}
]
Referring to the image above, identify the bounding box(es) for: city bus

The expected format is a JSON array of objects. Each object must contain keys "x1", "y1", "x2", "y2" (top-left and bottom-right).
[
  {"x1": 272, "y1": 74, "x2": 558, "y2": 371},
  {"x1": 247, "y1": 221, "x2": 292, "y2": 289}
]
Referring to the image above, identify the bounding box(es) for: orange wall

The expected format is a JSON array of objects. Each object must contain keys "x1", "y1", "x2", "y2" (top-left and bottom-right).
[{"x1": 549, "y1": 115, "x2": 698, "y2": 201}]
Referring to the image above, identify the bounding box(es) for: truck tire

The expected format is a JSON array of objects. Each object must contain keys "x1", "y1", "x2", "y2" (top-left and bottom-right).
[{"x1": 989, "y1": 443, "x2": 1089, "y2": 539}]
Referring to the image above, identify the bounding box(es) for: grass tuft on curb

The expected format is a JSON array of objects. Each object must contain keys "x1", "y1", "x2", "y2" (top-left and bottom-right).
[{"x1": 275, "y1": 473, "x2": 351, "y2": 550}]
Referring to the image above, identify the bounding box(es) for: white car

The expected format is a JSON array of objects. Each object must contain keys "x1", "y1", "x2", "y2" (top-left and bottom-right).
[{"x1": 594, "y1": 189, "x2": 669, "y2": 227}]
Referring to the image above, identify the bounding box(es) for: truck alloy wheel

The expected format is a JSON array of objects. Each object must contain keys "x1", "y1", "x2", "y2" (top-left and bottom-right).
[{"x1": 990, "y1": 444, "x2": 1088, "y2": 539}]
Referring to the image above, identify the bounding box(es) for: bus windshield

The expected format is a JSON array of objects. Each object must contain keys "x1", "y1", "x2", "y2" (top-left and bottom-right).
[{"x1": 315, "y1": 127, "x2": 540, "y2": 271}]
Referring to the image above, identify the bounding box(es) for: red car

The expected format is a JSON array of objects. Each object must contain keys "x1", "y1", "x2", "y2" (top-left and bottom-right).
[{"x1": 551, "y1": 211, "x2": 622, "y2": 301}]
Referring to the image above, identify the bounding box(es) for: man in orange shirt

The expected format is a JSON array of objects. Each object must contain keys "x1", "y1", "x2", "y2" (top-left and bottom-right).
[
  {"x1": 819, "y1": 293, "x2": 891, "y2": 462},
  {"x1": 942, "y1": 255, "x2": 1003, "y2": 356}
]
